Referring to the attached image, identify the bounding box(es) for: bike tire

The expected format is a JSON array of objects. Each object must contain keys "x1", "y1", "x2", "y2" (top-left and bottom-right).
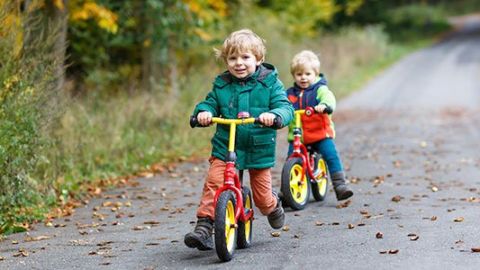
[
  {"x1": 214, "y1": 191, "x2": 237, "y2": 262},
  {"x1": 311, "y1": 157, "x2": 329, "y2": 202},
  {"x1": 237, "y1": 186, "x2": 253, "y2": 249},
  {"x1": 281, "y1": 157, "x2": 310, "y2": 210}
]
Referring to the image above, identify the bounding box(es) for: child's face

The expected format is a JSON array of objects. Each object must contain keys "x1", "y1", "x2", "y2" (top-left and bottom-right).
[
  {"x1": 226, "y1": 51, "x2": 261, "y2": 79},
  {"x1": 293, "y1": 67, "x2": 317, "y2": 89}
]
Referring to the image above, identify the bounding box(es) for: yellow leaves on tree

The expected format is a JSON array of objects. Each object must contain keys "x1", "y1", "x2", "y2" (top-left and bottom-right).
[
  {"x1": 71, "y1": 1, "x2": 118, "y2": 34},
  {"x1": 183, "y1": 0, "x2": 228, "y2": 41},
  {"x1": 345, "y1": 0, "x2": 364, "y2": 16},
  {"x1": 284, "y1": 0, "x2": 340, "y2": 37}
]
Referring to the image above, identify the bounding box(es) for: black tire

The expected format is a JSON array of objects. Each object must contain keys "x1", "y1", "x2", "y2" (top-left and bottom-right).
[
  {"x1": 237, "y1": 186, "x2": 253, "y2": 249},
  {"x1": 214, "y1": 191, "x2": 237, "y2": 262},
  {"x1": 311, "y1": 156, "x2": 329, "y2": 202},
  {"x1": 281, "y1": 157, "x2": 310, "y2": 210}
]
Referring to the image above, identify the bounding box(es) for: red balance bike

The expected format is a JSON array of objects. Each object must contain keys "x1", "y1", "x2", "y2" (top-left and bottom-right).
[
  {"x1": 280, "y1": 106, "x2": 332, "y2": 210},
  {"x1": 190, "y1": 112, "x2": 281, "y2": 262}
]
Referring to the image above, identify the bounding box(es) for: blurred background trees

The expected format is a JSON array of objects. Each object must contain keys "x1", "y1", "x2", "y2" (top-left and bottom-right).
[{"x1": 1, "y1": 0, "x2": 479, "y2": 233}]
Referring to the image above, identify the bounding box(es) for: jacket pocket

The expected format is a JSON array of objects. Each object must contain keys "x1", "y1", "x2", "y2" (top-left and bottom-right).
[
  {"x1": 247, "y1": 132, "x2": 276, "y2": 168},
  {"x1": 211, "y1": 127, "x2": 230, "y2": 160}
]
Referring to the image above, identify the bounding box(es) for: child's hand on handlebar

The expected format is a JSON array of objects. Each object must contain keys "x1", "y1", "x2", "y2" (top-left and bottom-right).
[
  {"x1": 314, "y1": 104, "x2": 327, "y2": 113},
  {"x1": 197, "y1": 111, "x2": 213, "y2": 126},
  {"x1": 258, "y1": 112, "x2": 276, "y2": 127}
]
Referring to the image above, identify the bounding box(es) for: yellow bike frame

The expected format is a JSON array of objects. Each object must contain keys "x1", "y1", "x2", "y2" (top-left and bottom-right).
[{"x1": 211, "y1": 117, "x2": 256, "y2": 152}]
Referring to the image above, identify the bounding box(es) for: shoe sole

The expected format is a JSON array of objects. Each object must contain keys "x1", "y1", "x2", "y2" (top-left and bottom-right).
[
  {"x1": 184, "y1": 235, "x2": 213, "y2": 251},
  {"x1": 337, "y1": 191, "x2": 354, "y2": 201}
]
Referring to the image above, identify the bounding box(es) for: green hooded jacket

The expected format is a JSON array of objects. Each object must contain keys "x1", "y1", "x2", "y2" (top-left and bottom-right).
[{"x1": 193, "y1": 63, "x2": 294, "y2": 170}]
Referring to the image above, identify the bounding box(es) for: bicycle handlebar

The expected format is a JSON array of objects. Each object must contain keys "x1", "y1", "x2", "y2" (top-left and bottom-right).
[
  {"x1": 190, "y1": 115, "x2": 283, "y2": 129},
  {"x1": 296, "y1": 106, "x2": 332, "y2": 116}
]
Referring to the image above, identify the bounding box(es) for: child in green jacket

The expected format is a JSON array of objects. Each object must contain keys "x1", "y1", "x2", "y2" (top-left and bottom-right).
[{"x1": 184, "y1": 29, "x2": 294, "y2": 251}]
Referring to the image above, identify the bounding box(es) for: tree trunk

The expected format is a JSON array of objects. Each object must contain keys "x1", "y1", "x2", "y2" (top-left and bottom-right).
[{"x1": 23, "y1": 0, "x2": 67, "y2": 91}]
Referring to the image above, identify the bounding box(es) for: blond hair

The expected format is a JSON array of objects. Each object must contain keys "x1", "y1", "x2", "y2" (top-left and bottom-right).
[
  {"x1": 290, "y1": 50, "x2": 321, "y2": 75},
  {"x1": 215, "y1": 29, "x2": 266, "y2": 62}
]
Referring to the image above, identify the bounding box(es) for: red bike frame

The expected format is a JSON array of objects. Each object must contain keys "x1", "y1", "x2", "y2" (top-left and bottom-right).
[
  {"x1": 208, "y1": 117, "x2": 256, "y2": 224},
  {"x1": 288, "y1": 107, "x2": 324, "y2": 184}
]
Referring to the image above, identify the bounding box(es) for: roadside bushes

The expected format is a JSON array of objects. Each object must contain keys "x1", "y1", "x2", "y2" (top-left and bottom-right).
[
  {"x1": 384, "y1": 4, "x2": 451, "y2": 41},
  {"x1": 0, "y1": 7, "x2": 59, "y2": 233}
]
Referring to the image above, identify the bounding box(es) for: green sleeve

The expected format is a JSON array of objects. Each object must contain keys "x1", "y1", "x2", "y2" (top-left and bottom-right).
[
  {"x1": 317, "y1": 85, "x2": 336, "y2": 111},
  {"x1": 269, "y1": 79, "x2": 294, "y2": 127},
  {"x1": 192, "y1": 87, "x2": 219, "y2": 117}
]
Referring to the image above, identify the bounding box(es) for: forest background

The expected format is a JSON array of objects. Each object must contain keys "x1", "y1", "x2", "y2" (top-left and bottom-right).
[{"x1": 1, "y1": 0, "x2": 479, "y2": 234}]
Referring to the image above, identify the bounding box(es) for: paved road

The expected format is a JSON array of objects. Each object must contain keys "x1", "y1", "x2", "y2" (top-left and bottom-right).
[{"x1": 2, "y1": 18, "x2": 480, "y2": 270}]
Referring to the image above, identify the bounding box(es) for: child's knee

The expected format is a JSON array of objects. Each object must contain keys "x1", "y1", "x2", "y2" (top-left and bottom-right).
[{"x1": 253, "y1": 194, "x2": 276, "y2": 215}]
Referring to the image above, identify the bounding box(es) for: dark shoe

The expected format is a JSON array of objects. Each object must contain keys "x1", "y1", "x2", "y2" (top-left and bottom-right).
[
  {"x1": 267, "y1": 192, "x2": 285, "y2": 229},
  {"x1": 332, "y1": 171, "x2": 354, "y2": 201},
  {"x1": 184, "y1": 217, "x2": 214, "y2": 250}
]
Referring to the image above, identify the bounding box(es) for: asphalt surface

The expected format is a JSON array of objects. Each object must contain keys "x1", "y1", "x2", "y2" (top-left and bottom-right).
[{"x1": 1, "y1": 18, "x2": 480, "y2": 270}]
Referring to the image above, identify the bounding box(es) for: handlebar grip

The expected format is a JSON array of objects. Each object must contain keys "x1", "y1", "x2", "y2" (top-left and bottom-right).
[
  {"x1": 190, "y1": 115, "x2": 200, "y2": 128},
  {"x1": 272, "y1": 116, "x2": 283, "y2": 129},
  {"x1": 305, "y1": 106, "x2": 333, "y2": 115},
  {"x1": 254, "y1": 116, "x2": 283, "y2": 129},
  {"x1": 323, "y1": 106, "x2": 333, "y2": 114}
]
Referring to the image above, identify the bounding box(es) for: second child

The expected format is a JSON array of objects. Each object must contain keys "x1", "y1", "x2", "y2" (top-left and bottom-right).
[{"x1": 286, "y1": 50, "x2": 353, "y2": 201}]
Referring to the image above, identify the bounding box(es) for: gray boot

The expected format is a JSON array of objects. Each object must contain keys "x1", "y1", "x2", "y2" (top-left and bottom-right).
[
  {"x1": 267, "y1": 192, "x2": 285, "y2": 229},
  {"x1": 331, "y1": 171, "x2": 353, "y2": 201},
  {"x1": 184, "y1": 217, "x2": 214, "y2": 250}
]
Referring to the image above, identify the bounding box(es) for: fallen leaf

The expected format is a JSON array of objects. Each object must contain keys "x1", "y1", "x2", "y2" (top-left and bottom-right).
[
  {"x1": 336, "y1": 200, "x2": 352, "y2": 209},
  {"x1": 97, "y1": 241, "x2": 113, "y2": 246},
  {"x1": 391, "y1": 195, "x2": 403, "y2": 202},
  {"x1": 410, "y1": 235, "x2": 420, "y2": 241},
  {"x1": 471, "y1": 247, "x2": 480, "y2": 252},
  {"x1": 388, "y1": 249, "x2": 399, "y2": 254},
  {"x1": 315, "y1": 221, "x2": 324, "y2": 226},
  {"x1": 0, "y1": 256, "x2": 5, "y2": 261},
  {"x1": 271, "y1": 232, "x2": 281, "y2": 237},
  {"x1": 133, "y1": 225, "x2": 151, "y2": 231},
  {"x1": 454, "y1": 217, "x2": 464, "y2": 222},
  {"x1": 431, "y1": 216, "x2": 438, "y2": 221},
  {"x1": 24, "y1": 235, "x2": 51, "y2": 242},
  {"x1": 348, "y1": 224, "x2": 355, "y2": 229},
  {"x1": 376, "y1": 232, "x2": 384, "y2": 239},
  {"x1": 393, "y1": 160, "x2": 402, "y2": 168},
  {"x1": 143, "y1": 221, "x2": 160, "y2": 225},
  {"x1": 13, "y1": 248, "x2": 29, "y2": 257}
]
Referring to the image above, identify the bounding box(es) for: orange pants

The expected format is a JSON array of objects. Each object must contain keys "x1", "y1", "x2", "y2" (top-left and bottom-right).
[{"x1": 196, "y1": 157, "x2": 277, "y2": 220}]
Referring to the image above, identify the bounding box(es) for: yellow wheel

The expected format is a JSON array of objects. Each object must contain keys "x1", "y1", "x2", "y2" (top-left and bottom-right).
[
  {"x1": 281, "y1": 157, "x2": 310, "y2": 210},
  {"x1": 237, "y1": 186, "x2": 253, "y2": 249},
  {"x1": 311, "y1": 157, "x2": 329, "y2": 201},
  {"x1": 214, "y1": 191, "x2": 237, "y2": 262}
]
